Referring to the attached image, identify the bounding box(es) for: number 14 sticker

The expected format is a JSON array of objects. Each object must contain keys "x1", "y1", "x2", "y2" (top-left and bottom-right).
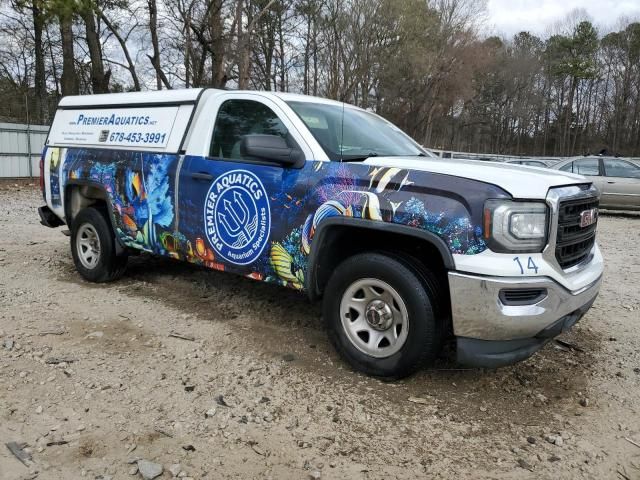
[{"x1": 514, "y1": 256, "x2": 539, "y2": 274}]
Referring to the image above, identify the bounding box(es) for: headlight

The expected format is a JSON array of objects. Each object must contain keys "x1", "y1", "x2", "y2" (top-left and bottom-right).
[{"x1": 483, "y1": 200, "x2": 548, "y2": 252}]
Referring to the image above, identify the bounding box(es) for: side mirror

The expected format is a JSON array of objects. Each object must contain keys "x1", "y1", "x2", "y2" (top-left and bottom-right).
[{"x1": 240, "y1": 134, "x2": 304, "y2": 167}]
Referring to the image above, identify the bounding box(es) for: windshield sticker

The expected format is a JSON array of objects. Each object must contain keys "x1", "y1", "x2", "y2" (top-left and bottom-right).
[
  {"x1": 204, "y1": 170, "x2": 271, "y2": 266},
  {"x1": 300, "y1": 114, "x2": 328, "y2": 129}
]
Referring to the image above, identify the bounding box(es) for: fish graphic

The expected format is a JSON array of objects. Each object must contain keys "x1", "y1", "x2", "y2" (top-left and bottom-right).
[
  {"x1": 358, "y1": 192, "x2": 384, "y2": 221},
  {"x1": 194, "y1": 237, "x2": 216, "y2": 261},
  {"x1": 342, "y1": 191, "x2": 389, "y2": 222},
  {"x1": 195, "y1": 237, "x2": 207, "y2": 258},
  {"x1": 130, "y1": 171, "x2": 145, "y2": 199},
  {"x1": 311, "y1": 200, "x2": 345, "y2": 234},
  {"x1": 301, "y1": 215, "x2": 313, "y2": 255},
  {"x1": 161, "y1": 232, "x2": 175, "y2": 251},
  {"x1": 368, "y1": 167, "x2": 412, "y2": 193},
  {"x1": 185, "y1": 240, "x2": 195, "y2": 259},
  {"x1": 270, "y1": 242, "x2": 304, "y2": 288},
  {"x1": 122, "y1": 214, "x2": 138, "y2": 233}
]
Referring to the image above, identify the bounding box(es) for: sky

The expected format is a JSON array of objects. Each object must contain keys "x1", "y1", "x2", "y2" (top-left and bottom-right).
[{"x1": 485, "y1": 0, "x2": 640, "y2": 38}]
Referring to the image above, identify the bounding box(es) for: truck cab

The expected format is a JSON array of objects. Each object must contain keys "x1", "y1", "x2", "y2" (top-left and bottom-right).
[{"x1": 39, "y1": 88, "x2": 603, "y2": 378}]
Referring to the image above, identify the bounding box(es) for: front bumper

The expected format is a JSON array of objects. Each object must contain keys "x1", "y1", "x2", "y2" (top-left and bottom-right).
[
  {"x1": 456, "y1": 297, "x2": 595, "y2": 368},
  {"x1": 448, "y1": 271, "x2": 602, "y2": 367}
]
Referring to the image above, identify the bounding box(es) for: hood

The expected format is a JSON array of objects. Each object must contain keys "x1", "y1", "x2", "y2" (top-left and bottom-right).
[{"x1": 363, "y1": 156, "x2": 589, "y2": 199}]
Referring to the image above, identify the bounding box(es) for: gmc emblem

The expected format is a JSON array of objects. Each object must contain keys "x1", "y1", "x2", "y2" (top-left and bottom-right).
[{"x1": 580, "y1": 208, "x2": 598, "y2": 228}]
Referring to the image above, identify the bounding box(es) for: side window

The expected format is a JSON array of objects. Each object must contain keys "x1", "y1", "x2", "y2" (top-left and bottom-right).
[
  {"x1": 603, "y1": 159, "x2": 640, "y2": 179},
  {"x1": 559, "y1": 162, "x2": 573, "y2": 173},
  {"x1": 210, "y1": 100, "x2": 291, "y2": 160},
  {"x1": 574, "y1": 159, "x2": 599, "y2": 176}
]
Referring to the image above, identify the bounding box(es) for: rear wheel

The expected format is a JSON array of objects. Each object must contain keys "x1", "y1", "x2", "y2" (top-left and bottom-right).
[
  {"x1": 323, "y1": 252, "x2": 443, "y2": 379},
  {"x1": 71, "y1": 207, "x2": 127, "y2": 282}
]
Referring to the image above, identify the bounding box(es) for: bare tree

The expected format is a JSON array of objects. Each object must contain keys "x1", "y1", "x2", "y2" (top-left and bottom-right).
[{"x1": 148, "y1": 0, "x2": 171, "y2": 89}]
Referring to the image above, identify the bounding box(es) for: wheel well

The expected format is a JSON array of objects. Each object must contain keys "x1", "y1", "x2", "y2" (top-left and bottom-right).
[
  {"x1": 311, "y1": 225, "x2": 450, "y2": 304},
  {"x1": 64, "y1": 184, "x2": 109, "y2": 226}
]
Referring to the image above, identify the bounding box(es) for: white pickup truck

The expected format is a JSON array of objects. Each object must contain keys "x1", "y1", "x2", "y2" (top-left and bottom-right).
[{"x1": 38, "y1": 89, "x2": 603, "y2": 378}]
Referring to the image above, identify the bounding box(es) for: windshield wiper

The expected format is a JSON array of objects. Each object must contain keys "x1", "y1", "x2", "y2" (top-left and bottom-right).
[{"x1": 341, "y1": 152, "x2": 379, "y2": 162}]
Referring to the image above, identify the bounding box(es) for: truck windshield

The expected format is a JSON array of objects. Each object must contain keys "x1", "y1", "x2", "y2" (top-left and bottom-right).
[{"x1": 287, "y1": 101, "x2": 428, "y2": 161}]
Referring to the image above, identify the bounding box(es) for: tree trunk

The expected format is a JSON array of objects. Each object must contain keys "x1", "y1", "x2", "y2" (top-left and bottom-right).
[
  {"x1": 97, "y1": 8, "x2": 141, "y2": 91},
  {"x1": 303, "y1": 13, "x2": 310, "y2": 95},
  {"x1": 32, "y1": 1, "x2": 47, "y2": 122},
  {"x1": 81, "y1": 6, "x2": 110, "y2": 93},
  {"x1": 237, "y1": 0, "x2": 277, "y2": 90},
  {"x1": 277, "y1": 12, "x2": 285, "y2": 92},
  {"x1": 185, "y1": 9, "x2": 192, "y2": 88},
  {"x1": 45, "y1": 25, "x2": 60, "y2": 95},
  {"x1": 59, "y1": 12, "x2": 79, "y2": 96},
  {"x1": 312, "y1": 16, "x2": 318, "y2": 96},
  {"x1": 210, "y1": 0, "x2": 226, "y2": 88},
  {"x1": 562, "y1": 77, "x2": 576, "y2": 156},
  {"x1": 148, "y1": 0, "x2": 171, "y2": 90},
  {"x1": 236, "y1": 0, "x2": 250, "y2": 89}
]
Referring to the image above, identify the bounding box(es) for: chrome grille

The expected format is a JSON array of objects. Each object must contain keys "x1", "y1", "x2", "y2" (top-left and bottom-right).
[{"x1": 555, "y1": 196, "x2": 599, "y2": 269}]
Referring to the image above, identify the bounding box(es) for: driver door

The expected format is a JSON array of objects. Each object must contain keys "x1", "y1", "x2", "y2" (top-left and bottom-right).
[{"x1": 176, "y1": 95, "x2": 312, "y2": 281}]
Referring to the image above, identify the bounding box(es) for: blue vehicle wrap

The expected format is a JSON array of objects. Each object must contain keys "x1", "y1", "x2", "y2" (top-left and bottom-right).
[{"x1": 52, "y1": 147, "x2": 509, "y2": 291}]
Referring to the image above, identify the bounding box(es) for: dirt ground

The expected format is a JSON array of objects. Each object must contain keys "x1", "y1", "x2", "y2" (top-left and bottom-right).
[{"x1": 0, "y1": 180, "x2": 639, "y2": 480}]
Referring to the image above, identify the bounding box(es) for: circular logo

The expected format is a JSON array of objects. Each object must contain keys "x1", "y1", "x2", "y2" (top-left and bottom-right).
[{"x1": 203, "y1": 170, "x2": 271, "y2": 265}]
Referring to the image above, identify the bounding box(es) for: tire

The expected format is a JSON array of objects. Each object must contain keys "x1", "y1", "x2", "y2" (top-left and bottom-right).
[
  {"x1": 382, "y1": 250, "x2": 449, "y2": 342},
  {"x1": 70, "y1": 206, "x2": 127, "y2": 283},
  {"x1": 323, "y1": 252, "x2": 443, "y2": 379}
]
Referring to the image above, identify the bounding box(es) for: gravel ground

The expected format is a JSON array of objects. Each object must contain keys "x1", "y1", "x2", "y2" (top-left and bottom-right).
[{"x1": 1, "y1": 180, "x2": 639, "y2": 480}]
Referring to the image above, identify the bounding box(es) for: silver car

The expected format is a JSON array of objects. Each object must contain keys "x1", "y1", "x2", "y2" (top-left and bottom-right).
[
  {"x1": 553, "y1": 156, "x2": 640, "y2": 211},
  {"x1": 505, "y1": 159, "x2": 556, "y2": 168}
]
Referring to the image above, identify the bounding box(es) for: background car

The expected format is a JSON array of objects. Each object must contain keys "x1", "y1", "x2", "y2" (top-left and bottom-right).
[
  {"x1": 504, "y1": 159, "x2": 556, "y2": 168},
  {"x1": 552, "y1": 156, "x2": 640, "y2": 211}
]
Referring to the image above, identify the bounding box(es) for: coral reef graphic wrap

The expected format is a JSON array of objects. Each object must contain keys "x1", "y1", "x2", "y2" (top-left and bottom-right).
[
  {"x1": 48, "y1": 147, "x2": 62, "y2": 207},
  {"x1": 59, "y1": 148, "x2": 178, "y2": 255},
  {"x1": 57, "y1": 149, "x2": 508, "y2": 292}
]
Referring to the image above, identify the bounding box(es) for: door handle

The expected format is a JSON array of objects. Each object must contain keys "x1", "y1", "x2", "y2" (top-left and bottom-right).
[
  {"x1": 191, "y1": 172, "x2": 213, "y2": 181},
  {"x1": 607, "y1": 181, "x2": 616, "y2": 184}
]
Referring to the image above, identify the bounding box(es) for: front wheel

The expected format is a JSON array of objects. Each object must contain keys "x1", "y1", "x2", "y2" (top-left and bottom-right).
[
  {"x1": 323, "y1": 252, "x2": 443, "y2": 379},
  {"x1": 71, "y1": 207, "x2": 127, "y2": 283}
]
